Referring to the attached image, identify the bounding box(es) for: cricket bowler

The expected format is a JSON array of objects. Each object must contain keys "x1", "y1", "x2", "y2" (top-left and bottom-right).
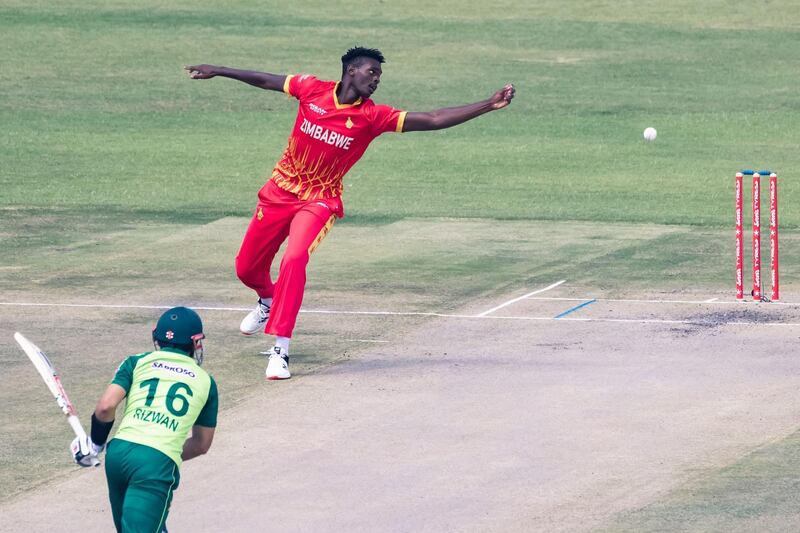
[
  {"x1": 71, "y1": 307, "x2": 218, "y2": 533},
  {"x1": 185, "y1": 46, "x2": 515, "y2": 380}
]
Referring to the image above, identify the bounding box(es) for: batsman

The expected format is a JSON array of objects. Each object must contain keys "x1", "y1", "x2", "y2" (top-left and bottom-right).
[{"x1": 71, "y1": 307, "x2": 218, "y2": 533}]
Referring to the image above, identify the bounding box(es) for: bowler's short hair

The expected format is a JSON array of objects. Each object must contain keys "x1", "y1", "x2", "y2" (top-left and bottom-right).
[{"x1": 341, "y1": 46, "x2": 385, "y2": 76}]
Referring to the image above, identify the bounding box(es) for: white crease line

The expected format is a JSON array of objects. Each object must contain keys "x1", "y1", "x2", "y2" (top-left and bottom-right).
[
  {"x1": 0, "y1": 302, "x2": 444, "y2": 317},
  {"x1": 1, "y1": 301, "x2": 798, "y2": 327},
  {"x1": 489, "y1": 315, "x2": 800, "y2": 326},
  {"x1": 302, "y1": 310, "x2": 800, "y2": 327},
  {"x1": 527, "y1": 297, "x2": 799, "y2": 306},
  {"x1": 4, "y1": 294, "x2": 792, "y2": 313},
  {"x1": 0, "y1": 302, "x2": 177, "y2": 310},
  {"x1": 0, "y1": 302, "x2": 251, "y2": 311},
  {"x1": 302, "y1": 309, "x2": 440, "y2": 316},
  {"x1": 475, "y1": 280, "x2": 566, "y2": 317}
]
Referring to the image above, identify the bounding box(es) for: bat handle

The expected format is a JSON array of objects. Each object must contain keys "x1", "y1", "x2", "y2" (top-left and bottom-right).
[{"x1": 67, "y1": 415, "x2": 87, "y2": 439}]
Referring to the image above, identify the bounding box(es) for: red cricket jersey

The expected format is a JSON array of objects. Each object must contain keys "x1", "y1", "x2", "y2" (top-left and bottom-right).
[{"x1": 261, "y1": 74, "x2": 407, "y2": 204}]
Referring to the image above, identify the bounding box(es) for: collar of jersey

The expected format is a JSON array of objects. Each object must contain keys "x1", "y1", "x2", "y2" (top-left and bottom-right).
[
  {"x1": 159, "y1": 346, "x2": 192, "y2": 357},
  {"x1": 333, "y1": 82, "x2": 362, "y2": 109}
]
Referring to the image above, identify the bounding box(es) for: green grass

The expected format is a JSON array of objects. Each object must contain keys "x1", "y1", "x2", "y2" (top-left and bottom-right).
[
  {"x1": 2, "y1": 0, "x2": 800, "y2": 526},
  {"x1": 604, "y1": 429, "x2": 800, "y2": 532},
  {"x1": 2, "y1": 0, "x2": 799, "y2": 225}
]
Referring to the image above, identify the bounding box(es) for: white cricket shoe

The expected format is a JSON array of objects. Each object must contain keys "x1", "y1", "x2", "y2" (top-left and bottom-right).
[
  {"x1": 265, "y1": 346, "x2": 290, "y2": 380},
  {"x1": 240, "y1": 299, "x2": 270, "y2": 335}
]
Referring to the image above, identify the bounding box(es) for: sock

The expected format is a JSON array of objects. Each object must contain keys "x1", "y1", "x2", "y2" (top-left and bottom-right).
[
  {"x1": 275, "y1": 336, "x2": 290, "y2": 353},
  {"x1": 259, "y1": 297, "x2": 273, "y2": 309}
]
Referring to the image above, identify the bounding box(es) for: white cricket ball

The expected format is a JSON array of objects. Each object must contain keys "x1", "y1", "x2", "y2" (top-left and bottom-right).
[{"x1": 643, "y1": 127, "x2": 657, "y2": 142}]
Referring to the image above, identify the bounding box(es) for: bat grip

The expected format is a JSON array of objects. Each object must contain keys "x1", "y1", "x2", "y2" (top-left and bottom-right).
[
  {"x1": 68, "y1": 415, "x2": 101, "y2": 467},
  {"x1": 67, "y1": 415, "x2": 87, "y2": 438}
]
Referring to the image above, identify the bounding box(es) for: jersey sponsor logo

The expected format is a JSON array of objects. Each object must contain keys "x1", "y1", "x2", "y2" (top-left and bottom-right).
[
  {"x1": 299, "y1": 118, "x2": 354, "y2": 150},
  {"x1": 308, "y1": 103, "x2": 327, "y2": 115},
  {"x1": 152, "y1": 361, "x2": 196, "y2": 379},
  {"x1": 133, "y1": 407, "x2": 179, "y2": 432}
]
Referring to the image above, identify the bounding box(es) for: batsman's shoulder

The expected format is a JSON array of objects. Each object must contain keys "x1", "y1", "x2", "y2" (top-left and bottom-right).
[
  {"x1": 111, "y1": 352, "x2": 151, "y2": 389},
  {"x1": 128, "y1": 350, "x2": 154, "y2": 365},
  {"x1": 114, "y1": 351, "x2": 151, "y2": 372}
]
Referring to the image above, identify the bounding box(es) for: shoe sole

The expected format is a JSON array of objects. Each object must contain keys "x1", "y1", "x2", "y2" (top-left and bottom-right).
[
  {"x1": 266, "y1": 375, "x2": 291, "y2": 380},
  {"x1": 240, "y1": 323, "x2": 267, "y2": 336},
  {"x1": 240, "y1": 313, "x2": 268, "y2": 336}
]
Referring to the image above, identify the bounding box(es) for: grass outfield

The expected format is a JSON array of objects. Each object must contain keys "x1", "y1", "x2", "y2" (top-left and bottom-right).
[
  {"x1": 2, "y1": 0, "x2": 799, "y2": 224},
  {"x1": 2, "y1": 0, "x2": 800, "y2": 529}
]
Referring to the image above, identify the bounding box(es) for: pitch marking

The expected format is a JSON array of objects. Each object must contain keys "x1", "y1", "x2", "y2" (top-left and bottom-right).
[
  {"x1": 475, "y1": 280, "x2": 566, "y2": 317},
  {"x1": 555, "y1": 299, "x2": 597, "y2": 319}
]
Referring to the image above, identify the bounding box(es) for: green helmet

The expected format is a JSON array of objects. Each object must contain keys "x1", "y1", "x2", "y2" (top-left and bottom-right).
[{"x1": 152, "y1": 307, "x2": 205, "y2": 364}]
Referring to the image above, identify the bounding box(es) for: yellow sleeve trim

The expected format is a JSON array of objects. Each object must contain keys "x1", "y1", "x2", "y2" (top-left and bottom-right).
[
  {"x1": 396, "y1": 111, "x2": 407, "y2": 133},
  {"x1": 283, "y1": 75, "x2": 293, "y2": 96}
]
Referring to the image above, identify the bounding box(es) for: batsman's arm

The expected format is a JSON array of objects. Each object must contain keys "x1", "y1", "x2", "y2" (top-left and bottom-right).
[
  {"x1": 91, "y1": 383, "x2": 126, "y2": 444},
  {"x1": 184, "y1": 64, "x2": 286, "y2": 92},
  {"x1": 94, "y1": 384, "x2": 126, "y2": 422},
  {"x1": 71, "y1": 383, "x2": 126, "y2": 466},
  {"x1": 403, "y1": 84, "x2": 515, "y2": 132},
  {"x1": 182, "y1": 425, "x2": 215, "y2": 461}
]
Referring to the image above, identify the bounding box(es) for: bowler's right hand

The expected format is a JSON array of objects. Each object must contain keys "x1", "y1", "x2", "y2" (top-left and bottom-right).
[{"x1": 490, "y1": 84, "x2": 515, "y2": 110}]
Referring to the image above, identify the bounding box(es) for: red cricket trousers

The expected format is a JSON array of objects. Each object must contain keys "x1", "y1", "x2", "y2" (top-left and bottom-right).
[{"x1": 235, "y1": 180, "x2": 341, "y2": 338}]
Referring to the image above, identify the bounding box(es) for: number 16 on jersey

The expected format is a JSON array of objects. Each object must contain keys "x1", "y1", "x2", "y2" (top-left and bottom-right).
[{"x1": 14, "y1": 332, "x2": 99, "y2": 467}]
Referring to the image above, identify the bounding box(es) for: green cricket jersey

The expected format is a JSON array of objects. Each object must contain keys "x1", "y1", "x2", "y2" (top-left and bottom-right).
[{"x1": 111, "y1": 348, "x2": 218, "y2": 467}]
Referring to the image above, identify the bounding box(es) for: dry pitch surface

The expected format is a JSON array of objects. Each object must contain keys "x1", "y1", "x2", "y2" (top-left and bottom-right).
[{"x1": 3, "y1": 283, "x2": 800, "y2": 532}]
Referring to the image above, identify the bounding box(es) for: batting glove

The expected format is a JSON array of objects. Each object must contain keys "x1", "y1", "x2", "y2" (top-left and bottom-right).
[{"x1": 70, "y1": 435, "x2": 103, "y2": 467}]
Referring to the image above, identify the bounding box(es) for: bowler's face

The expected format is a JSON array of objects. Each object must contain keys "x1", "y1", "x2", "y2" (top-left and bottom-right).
[{"x1": 350, "y1": 58, "x2": 382, "y2": 98}]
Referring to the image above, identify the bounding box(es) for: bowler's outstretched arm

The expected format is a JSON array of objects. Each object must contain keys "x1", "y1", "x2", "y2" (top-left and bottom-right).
[
  {"x1": 184, "y1": 64, "x2": 286, "y2": 92},
  {"x1": 403, "y1": 84, "x2": 515, "y2": 132}
]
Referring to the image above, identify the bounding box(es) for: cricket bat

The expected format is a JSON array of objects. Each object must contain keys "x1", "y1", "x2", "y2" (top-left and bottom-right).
[{"x1": 14, "y1": 332, "x2": 100, "y2": 467}]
